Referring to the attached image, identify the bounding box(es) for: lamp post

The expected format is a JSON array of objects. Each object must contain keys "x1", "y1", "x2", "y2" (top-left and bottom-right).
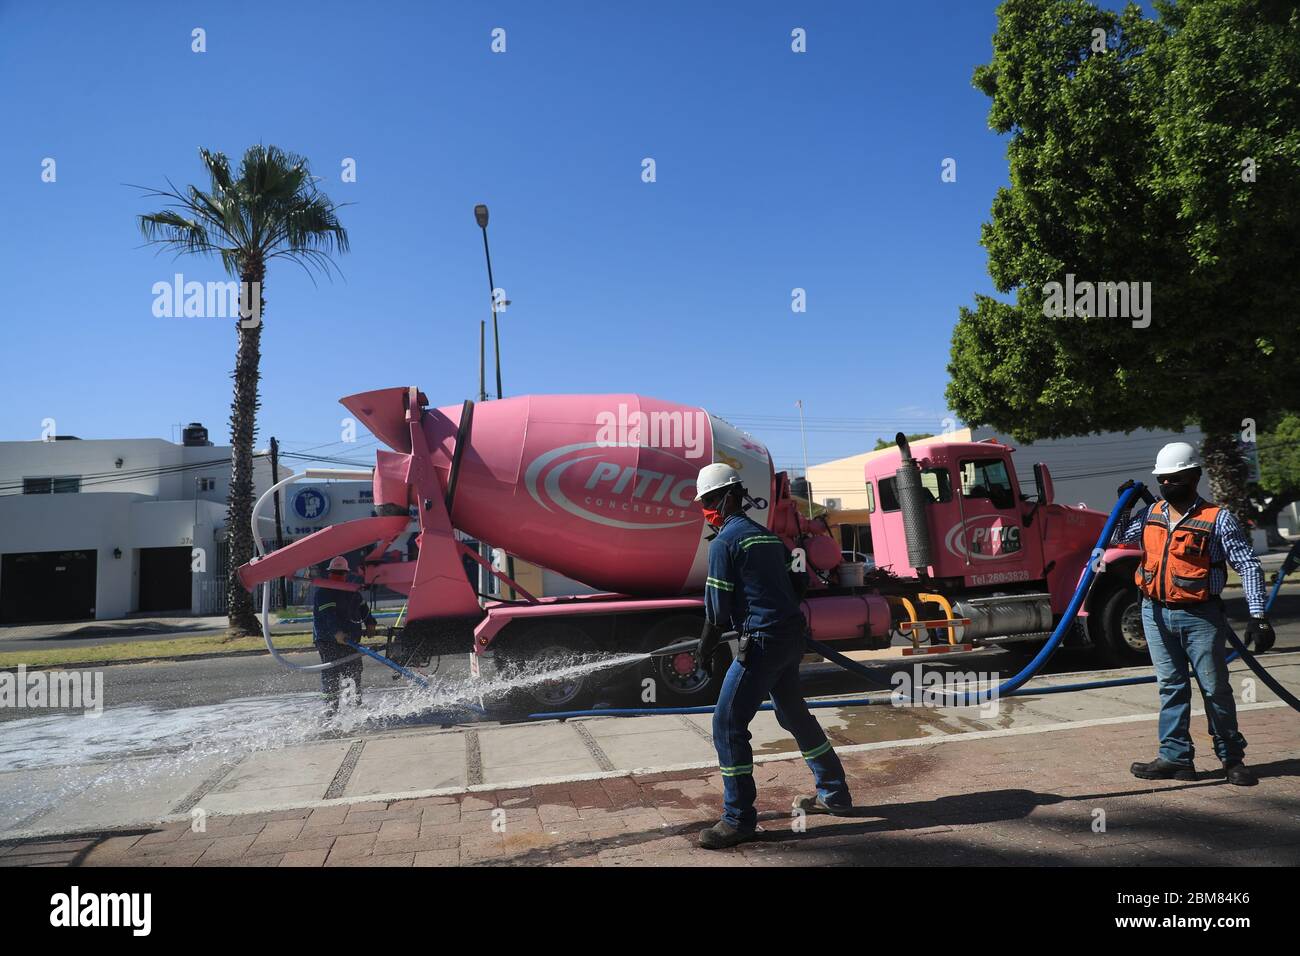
[
  {"x1": 474, "y1": 203, "x2": 503, "y2": 400},
  {"x1": 473, "y1": 203, "x2": 517, "y2": 597}
]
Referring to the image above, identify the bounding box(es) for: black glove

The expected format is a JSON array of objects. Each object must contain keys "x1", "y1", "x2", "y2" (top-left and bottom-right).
[
  {"x1": 1117, "y1": 479, "x2": 1136, "y2": 499},
  {"x1": 697, "y1": 621, "x2": 723, "y2": 677},
  {"x1": 1245, "y1": 617, "x2": 1276, "y2": 654}
]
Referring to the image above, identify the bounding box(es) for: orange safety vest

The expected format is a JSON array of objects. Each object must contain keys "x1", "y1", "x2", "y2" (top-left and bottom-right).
[{"x1": 1135, "y1": 499, "x2": 1226, "y2": 605}]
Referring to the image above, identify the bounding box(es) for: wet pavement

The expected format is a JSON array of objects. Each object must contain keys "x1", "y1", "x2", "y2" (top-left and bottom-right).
[{"x1": 2, "y1": 650, "x2": 1296, "y2": 843}]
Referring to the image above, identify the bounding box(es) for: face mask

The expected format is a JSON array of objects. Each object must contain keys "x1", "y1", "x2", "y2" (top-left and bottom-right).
[
  {"x1": 702, "y1": 489, "x2": 732, "y2": 529},
  {"x1": 1160, "y1": 478, "x2": 1197, "y2": 509}
]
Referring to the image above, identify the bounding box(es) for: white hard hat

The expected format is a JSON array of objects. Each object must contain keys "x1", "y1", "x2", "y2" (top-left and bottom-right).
[
  {"x1": 694, "y1": 463, "x2": 744, "y2": 501},
  {"x1": 327, "y1": 556, "x2": 351, "y2": 572},
  {"x1": 1152, "y1": 441, "x2": 1200, "y2": 476}
]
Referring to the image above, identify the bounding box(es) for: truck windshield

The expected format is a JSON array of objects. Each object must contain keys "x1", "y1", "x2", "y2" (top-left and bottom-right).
[
  {"x1": 960, "y1": 458, "x2": 1016, "y2": 509},
  {"x1": 877, "y1": 468, "x2": 952, "y2": 511}
]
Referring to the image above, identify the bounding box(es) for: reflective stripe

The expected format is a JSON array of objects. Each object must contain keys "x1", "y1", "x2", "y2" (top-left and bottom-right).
[
  {"x1": 739, "y1": 535, "x2": 782, "y2": 551},
  {"x1": 318, "y1": 602, "x2": 337, "y2": 611},
  {"x1": 802, "y1": 739, "x2": 832, "y2": 761},
  {"x1": 706, "y1": 577, "x2": 734, "y2": 591},
  {"x1": 719, "y1": 764, "x2": 754, "y2": 777}
]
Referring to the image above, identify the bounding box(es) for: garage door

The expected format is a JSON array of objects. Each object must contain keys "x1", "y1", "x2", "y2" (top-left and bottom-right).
[{"x1": 0, "y1": 550, "x2": 97, "y2": 624}]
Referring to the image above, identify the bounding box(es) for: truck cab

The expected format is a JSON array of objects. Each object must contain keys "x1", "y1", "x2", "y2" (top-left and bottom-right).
[{"x1": 862, "y1": 438, "x2": 1142, "y2": 659}]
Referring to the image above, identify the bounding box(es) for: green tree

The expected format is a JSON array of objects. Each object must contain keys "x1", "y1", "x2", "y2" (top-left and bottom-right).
[
  {"x1": 1251, "y1": 414, "x2": 1300, "y2": 540},
  {"x1": 138, "y1": 146, "x2": 349, "y2": 634},
  {"x1": 947, "y1": 0, "x2": 1300, "y2": 523},
  {"x1": 874, "y1": 433, "x2": 935, "y2": 451}
]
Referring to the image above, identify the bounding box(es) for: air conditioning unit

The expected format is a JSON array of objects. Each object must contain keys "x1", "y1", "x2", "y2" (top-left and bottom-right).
[{"x1": 824, "y1": 498, "x2": 842, "y2": 510}]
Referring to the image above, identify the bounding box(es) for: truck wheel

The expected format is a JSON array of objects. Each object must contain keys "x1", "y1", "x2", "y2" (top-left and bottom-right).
[
  {"x1": 1095, "y1": 584, "x2": 1149, "y2": 666},
  {"x1": 640, "y1": 615, "x2": 729, "y2": 707},
  {"x1": 495, "y1": 623, "x2": 600, "y2": 712}
]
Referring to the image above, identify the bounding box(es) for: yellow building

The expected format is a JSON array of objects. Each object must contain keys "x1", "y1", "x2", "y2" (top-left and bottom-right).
[{"x1": 804, "y1": 429, "x2": 973, "y2": 512}]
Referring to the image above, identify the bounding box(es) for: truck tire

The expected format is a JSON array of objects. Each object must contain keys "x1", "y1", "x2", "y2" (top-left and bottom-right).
[
  {"x1": 494, "y1": 622, "x2": 601, "y2": 712},
  {"x1": 639, "y1": 615, "x2": 731, "y2": 707},
  {"x1": 1094, "y1": 582, "x2": 1149, "y2": 666}
]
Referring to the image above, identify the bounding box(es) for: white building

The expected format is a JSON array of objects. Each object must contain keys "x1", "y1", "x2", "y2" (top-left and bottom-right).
[{"x1": 0, "y1": 424, "x2": 285, "y2": 623}]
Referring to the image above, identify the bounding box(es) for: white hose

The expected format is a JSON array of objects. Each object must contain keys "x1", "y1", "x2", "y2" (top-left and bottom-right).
[{"x1": 250, "y1": 472, "x2": 366, "y2": 672}]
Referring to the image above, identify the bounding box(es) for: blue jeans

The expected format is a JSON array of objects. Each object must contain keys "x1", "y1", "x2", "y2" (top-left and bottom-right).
[
  {"x1": 1141, "y1": 599, "x2": 1246, "y2": 765},
  {"x1": 712, "y1": 628, "x2": 850, "y2": 829}
]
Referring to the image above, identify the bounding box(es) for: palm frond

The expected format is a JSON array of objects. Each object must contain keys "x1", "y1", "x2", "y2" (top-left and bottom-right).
[{"x1": 134, "y1": 144, "x2": 350, "y2": 280}]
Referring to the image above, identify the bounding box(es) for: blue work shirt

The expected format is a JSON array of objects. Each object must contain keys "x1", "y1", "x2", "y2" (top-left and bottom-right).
[
  {"x1": 704, "y1": 513, "x2": 806, "y2": 636},
  {"x1": 311, "y1": 585, "x2": 375, "y2": 645}
]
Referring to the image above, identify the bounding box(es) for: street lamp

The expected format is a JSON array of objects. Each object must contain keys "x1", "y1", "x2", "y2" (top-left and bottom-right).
[
  {"x1": 475, "y1": 203, "x2": 503, "y2": 401},
  {"x1": 473, "y1": 203, "x2": 516, "y2": 597}
]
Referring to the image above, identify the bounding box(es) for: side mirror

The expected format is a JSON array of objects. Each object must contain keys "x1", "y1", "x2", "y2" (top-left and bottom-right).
[{"x1": 1034, "y1": 463, "x2": 1055, "y2": 507}]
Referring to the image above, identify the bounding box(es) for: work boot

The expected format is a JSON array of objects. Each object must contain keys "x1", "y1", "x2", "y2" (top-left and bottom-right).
[
  {"x1": 1130, "y1": 757, "x2": 1197, "y2": 781},
  {"x1": 1222, "y1": 761, "x2": 1257, "y2": 786},
  {"x1": 698, "y1": 821, "x2": 757, "y2": 850},
  {"x1": 792, "y1": 794, "x2": 854, "y2": 816}
]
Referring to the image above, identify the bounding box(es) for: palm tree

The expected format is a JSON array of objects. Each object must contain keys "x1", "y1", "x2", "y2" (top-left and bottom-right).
[{"x1": 137, "y1": 145, "x2": 349, "y2": 634}]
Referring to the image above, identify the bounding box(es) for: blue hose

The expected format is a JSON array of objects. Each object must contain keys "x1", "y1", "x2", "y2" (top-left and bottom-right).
[
  {"x1": 1268, "y1": 569, "x2": 1286, "y2": 615},
  {"x1": 526, "y1": 486, "x2": 1297, "y2": 721}
]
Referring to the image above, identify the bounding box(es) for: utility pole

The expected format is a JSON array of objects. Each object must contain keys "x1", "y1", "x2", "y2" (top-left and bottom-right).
[
  {"x1": 478, "y1": 322, "x2": 487, "y2": 403},
  {"x1": 270, "y1": 437, "x2": 288, "y2": 609},
  {"x1": 796, "y1": 400, "x2": 813, "y2": 519}
]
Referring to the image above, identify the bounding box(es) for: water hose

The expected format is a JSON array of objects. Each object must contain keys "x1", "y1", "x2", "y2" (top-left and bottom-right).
[
  {"x1": 526, "y1": 484, "x2": 1298, "y2": 719},
  {"x1": 344, "y1": 640, "x2": 430, "y2": 689},
  {"x1": 247, "y1": 472, "x2": 363, "y2": 673}
]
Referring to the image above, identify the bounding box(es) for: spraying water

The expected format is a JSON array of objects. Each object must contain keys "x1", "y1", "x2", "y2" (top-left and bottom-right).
[
  {"x1": 0, "y1": 651, "x2": 649, "y2": 774},
  {"x1": 0, "y1": 650, "x2": 652, "y2": 833}
]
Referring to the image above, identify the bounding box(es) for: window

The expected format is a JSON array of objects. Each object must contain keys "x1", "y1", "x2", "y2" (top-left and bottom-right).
[
  {"x1": 864, "y1": 482, "x2": 875, "y2": 513},
  {"x1": 22, "y1": 476, "x2": 80, "y2": 494},
  {"x1": 960, "y1": 459, "x2": 1016, "y2": 509},
  {"x1": 877, "y1": 468, "x2": 952, "y2": 512},
  {"x1": 196, "y1": 477, "x2": 216, "y2": 492}
]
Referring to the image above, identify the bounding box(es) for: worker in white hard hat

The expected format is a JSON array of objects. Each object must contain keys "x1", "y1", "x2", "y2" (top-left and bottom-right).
[
  {"x1": 693, "y1": 462, "x2": 853, "y2": 849},
  {"x1": 1113, "y1": 441, "x2": 1272, "y2": 786},
  {"x1": 310, "y1": 556, "x2": 376, "y2": 717}
]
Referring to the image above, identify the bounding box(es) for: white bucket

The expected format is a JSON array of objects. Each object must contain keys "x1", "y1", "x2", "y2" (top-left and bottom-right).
[{"x1": 837, "y1": 561, "x2": 865, "y2": 587}]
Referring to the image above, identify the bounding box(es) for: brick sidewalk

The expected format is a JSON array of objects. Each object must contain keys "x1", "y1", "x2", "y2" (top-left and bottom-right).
[{"x1": 3, "y1": 708, "x2": 1298, "y2": 867}]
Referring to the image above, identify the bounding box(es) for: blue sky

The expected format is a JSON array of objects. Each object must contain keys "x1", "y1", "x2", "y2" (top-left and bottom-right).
[{"x1": 0, "y1": 1, "x2": 1136, "y2": 473}]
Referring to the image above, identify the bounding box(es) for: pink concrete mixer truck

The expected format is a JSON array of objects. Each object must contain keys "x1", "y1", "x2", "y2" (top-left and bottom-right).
[{"x1": 237, "y1": 387, "x2": 1145, "y2": 710}]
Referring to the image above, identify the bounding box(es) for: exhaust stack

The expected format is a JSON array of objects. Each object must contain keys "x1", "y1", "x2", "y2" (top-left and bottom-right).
[{"x1": 894, "y1": 432, "x2": 935, "y2": 574}]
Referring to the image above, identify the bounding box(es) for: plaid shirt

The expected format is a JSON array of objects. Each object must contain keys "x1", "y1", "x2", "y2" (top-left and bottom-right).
[{"x1": 1114, "y1": 497, "x2": 1266, "y2": 616}]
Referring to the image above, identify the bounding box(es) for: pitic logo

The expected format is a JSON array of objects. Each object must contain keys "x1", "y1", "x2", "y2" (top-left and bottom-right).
[
  {"x1": 523, "y1": 442, "x2": 699, "y2": 530},
  {"x1": 944, "y1": 516, "x2": 1022, "y2": 561}
]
